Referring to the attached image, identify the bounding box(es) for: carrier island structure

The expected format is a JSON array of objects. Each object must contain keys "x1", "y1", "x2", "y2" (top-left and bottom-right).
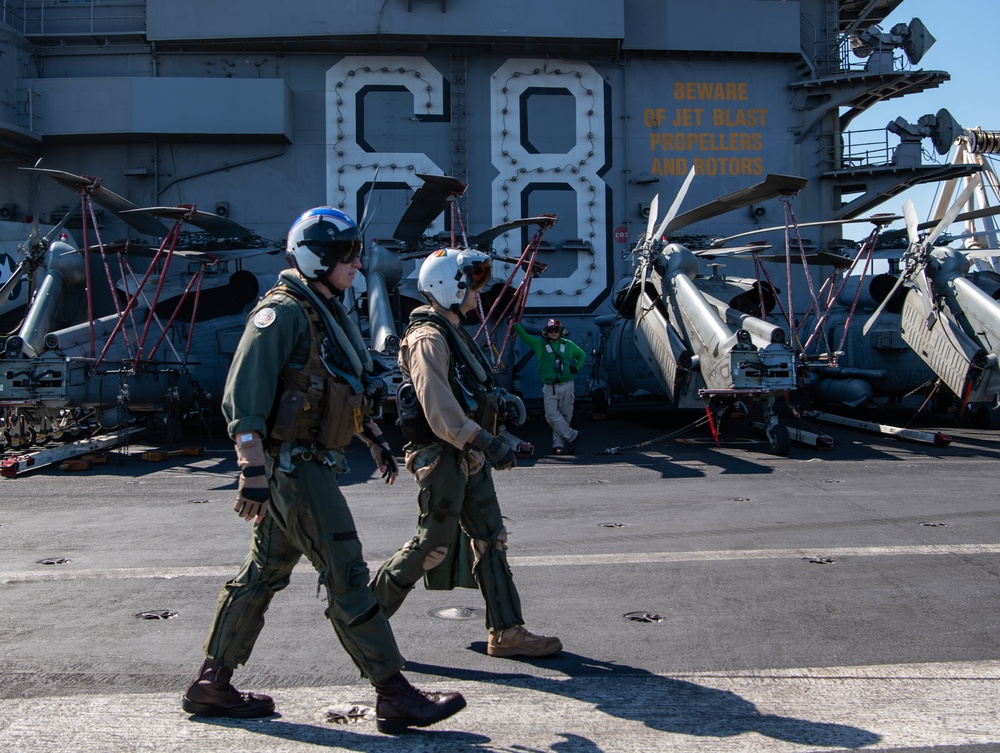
[{"x1": 0, "y1": 0, "x2": 986, "y2": 401}]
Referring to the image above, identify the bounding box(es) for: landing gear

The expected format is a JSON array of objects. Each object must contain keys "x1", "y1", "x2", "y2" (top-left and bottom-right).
[
  {"x1": 749, "y1": 395, "x2": 789, "y2": 456},
  {"x1": 145, "y1": 408, "x2": 181, "y2": 444},
  {"x1": 590, "y1": 386, "x2": 610, "y2": 420},
  {"x1": 767, "y1": 422, "x2": 790, "y2": 456}
]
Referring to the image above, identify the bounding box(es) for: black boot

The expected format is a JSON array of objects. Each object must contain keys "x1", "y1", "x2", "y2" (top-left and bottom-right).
[
  {"x1": 373, "y1": 671, "x2": 466, "y2": 734},
  {"x1": 181, "y1": 658, "x2": 275, "y2": 718}
]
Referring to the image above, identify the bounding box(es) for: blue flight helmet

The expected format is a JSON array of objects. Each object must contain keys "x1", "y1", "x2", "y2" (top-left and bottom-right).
[{"x1": 286, "y1": 207, "x2": 362, "y2": 281}]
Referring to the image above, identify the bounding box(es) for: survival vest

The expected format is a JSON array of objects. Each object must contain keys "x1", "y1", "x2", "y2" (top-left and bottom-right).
[
  {"x1": 398, "y1": 307, "x2": 499, "y2": 442},
  {"x1": 259, "y1": 285, "x2": 367, "y2": 450}
]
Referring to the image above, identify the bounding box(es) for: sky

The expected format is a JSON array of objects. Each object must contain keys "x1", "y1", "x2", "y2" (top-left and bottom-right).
[{"x1": 841, "y1": 0, "x2": 1000, "y2": 240}]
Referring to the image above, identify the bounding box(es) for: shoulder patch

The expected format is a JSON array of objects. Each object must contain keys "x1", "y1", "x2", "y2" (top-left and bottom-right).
[{"x1": 253, "y1": 307, "x2": 277, "y2": 329}]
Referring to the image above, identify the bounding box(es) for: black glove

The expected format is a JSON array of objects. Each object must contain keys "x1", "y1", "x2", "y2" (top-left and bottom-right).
[
  {"x1": 369, "y1": 440, "x2": 399, "y2": 483},
  {"x1": 468, "y1": 429, "x2": 516, "y2": 470},
  {"x1": 569, "y1": 365, "x2": 578, "y2": 374},
  {"x1": 503, "y1": 399, "x2": 521, "y2": 426}
]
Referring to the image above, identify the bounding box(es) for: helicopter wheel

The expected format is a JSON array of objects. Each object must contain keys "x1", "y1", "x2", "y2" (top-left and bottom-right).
[
  {"x1": 768, "y1": 423, "x2": 790, "y2": 456},
  {"x1": 147, "y1": 409, "x2": 182, "y2": 443},
  {"x1": 8, "y1": 427, "x2": 37, "y2": 450},
  {"x1": 590, "y1": 386, "x2": 610, "y2": 420}
]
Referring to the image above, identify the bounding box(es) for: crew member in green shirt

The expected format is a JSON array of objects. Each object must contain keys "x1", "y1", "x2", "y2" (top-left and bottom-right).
[{"x1": 513, "y1": 318, "x2": 586, "y2": 455}]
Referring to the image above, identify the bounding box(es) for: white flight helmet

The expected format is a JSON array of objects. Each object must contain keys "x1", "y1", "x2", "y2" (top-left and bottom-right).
[
  {"x1": 285, "y1": 207, "x2": 362, "y2": 281},
  {"x1": 417, "y1": 248, "x2": 493, "y2": 312}
]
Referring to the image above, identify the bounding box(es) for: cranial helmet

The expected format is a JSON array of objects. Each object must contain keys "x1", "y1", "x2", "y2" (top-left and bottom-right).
[
  {"x1": 417, "y1": 248, "x2": 493, "y2": 311},
  {"x1": 543, "y1": 318, "x2": 565, "y2": 335},
  {"x1": 285, "y1": 207, "x2": 362, "y2": 280}
]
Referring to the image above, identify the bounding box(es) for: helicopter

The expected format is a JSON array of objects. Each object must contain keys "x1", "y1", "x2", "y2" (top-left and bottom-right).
[
  {"x1": 591, "y1": 170, "x2": 808, "y2": 455},
  {"x1": 0, "y1": 167, "x2": 279, "y2": 449},
  {"x1": 698, "y1": 170, "x2": 1000, "y2": 431},
  {"x1": 861, "y1": 173, "x2": 1000, "y2": 428}
]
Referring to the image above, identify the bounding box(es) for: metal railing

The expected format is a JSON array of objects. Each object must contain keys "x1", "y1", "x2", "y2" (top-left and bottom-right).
[
  {"x1": 3, "y1": 0, "x2": 146, "y2": 37},
  {"x1": 1, "y1": 0, "x2": 28, "y2": 30},
  {"x1": 840, "y1": 127, "x2": 895, "y2": 168}
]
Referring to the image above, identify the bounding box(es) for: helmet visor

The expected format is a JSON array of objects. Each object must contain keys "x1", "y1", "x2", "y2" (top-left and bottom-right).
[
  {"x1": 463, "y1": 257, "x2": 492, "y2": 292},
  {"x1": 297, "y1": 237, "x2": 362, "y2": 266}
]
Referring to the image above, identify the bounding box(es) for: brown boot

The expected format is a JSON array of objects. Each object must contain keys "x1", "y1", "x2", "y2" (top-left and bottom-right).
[
  {"x1": 487, "y1": 625, "x2": 562, "y2": 658},
  {"x1": 373, "y1": 671, "x2": 466, "y2": 734},
  {"x1": 181, "y1": 658, "x2": 275, "y2": 718}
]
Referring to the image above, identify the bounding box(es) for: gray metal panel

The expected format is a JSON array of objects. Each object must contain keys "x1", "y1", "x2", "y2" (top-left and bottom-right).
[
  {"x1": 625, "y1": 0, "x2": 801, "y2": 53},
  {"x1": 899, "y1": 289, "x2": 979, "y2": 398},
  {"x1": 147, "y1": 0, "x2": 623, "y2": 42},
  {"x1": 634, "y1": 288, "x2": 687, "y2": 403},
  {"x1": 22, "y1": 77, "x2": 292, "y2": 140}
]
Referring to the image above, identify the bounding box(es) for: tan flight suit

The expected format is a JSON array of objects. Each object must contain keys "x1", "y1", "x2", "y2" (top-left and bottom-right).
[{"x1": 370, "y1": 306, "x2": 524, "y2": 630}]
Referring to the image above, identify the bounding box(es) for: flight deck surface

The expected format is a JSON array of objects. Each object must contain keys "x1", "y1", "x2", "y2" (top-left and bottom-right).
[{"x1": 2, "y1": 404, "x2": 998, "y2": 752}]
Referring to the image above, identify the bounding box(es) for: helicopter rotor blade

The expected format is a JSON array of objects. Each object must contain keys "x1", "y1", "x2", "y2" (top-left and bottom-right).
[
  {"x1": 711, "y1": 213, "x2": 901, "y2": 247},
  {"x1": 359, "y1": 164, "x2": 381, "y2": 235},
  {"x1": 902, "y1": 199, "x2": 920, "y2": 249},
  {"x1": 919, "y1": 203, "x2": 1000, "y2": 231},
  {"x1": 642, "y1": 194, "x2": 659, "y2": 250},
  {"x1": 0, "y1": 260, "x2": 26, "y2": 303},
  {"x1": 862, "y1": 202, "x2": 927, "y2": 336},
  {"x1": 912, "y1": 267, "x2": 936, "y2": 327},
  {"x1": 660, "y1": 173, "x2": 807, "y2": 237},
  {"x1": 20, "y1": 167, "x2": 172, "y2": 238},
  {"x1": 39, "y1": 204, "x2": 78, "y2": 246},
  {"x1": 926, "y1": 175, "x2": 982, "y2": 248},
  {"x1": 860, "y1": 182, "x2": 982, "y2": 337},
  {"x1": 654, "y1": 166, "x2": 697, "y2": 242},
  {"x1": 391, "y1": 174, "x2": 466, "y2": 246},
  {"x1": 862, "y1": 271, "x2": 908, "y2": 336},
  {"x1": 123, "y1": 206, "x2": 257, "y2": 241}
]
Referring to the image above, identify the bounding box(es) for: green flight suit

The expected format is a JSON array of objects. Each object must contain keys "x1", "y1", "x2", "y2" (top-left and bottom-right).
[{"x1": 203, "y1": 274, "x2": 404, "y2": 682}]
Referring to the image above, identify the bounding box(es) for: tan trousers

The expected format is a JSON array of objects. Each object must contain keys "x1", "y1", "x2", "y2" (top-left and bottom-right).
[{"x1": 543, "y1": 380, "x2": 579, "y2": 449}]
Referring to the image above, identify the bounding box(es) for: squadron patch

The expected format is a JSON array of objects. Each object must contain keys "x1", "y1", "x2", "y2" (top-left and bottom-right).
[{"x1": 253, "y1": 307, "x2": 277, "y2": 329}]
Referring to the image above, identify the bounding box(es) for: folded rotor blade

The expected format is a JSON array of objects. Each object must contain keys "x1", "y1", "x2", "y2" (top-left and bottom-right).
[
  {"x1": 902, "y1": 199, "x2": 920, "y2": 248},
  {"x1": 0, "y1": 260, "x2": 26, "y2": 303},
  {"x1": 926, "y1": 175, "x2": 982, "y2": 247},
  {"x1": 359, "y1": 165, "x2": 381, "y2": 234},
  {"x1": 466, "y1": 216, "x2": 557, "y2": 249},
  {"x1": 862, "y1": 272, "x2": 908, "y2": 336},
  {"x1": 21, "y1": 167, "x2": 172, "y2": 238},
  {"x1": 654, "y1": 166, "x2": 696, "y2": 241},
  {"x1": 123, "y1": 206, "x2": 257, "y2": 241},
  {"x1": 916, "y1": 204, "x2": 1000, "y2": 231},
  {"x1": 913, "y1": 268, "x2": 936, "y2": 328},
  {"x1": 711, "y1": 213, "x2": 901, "y2": 247},
  {"x1": 643, "y1": 194, "x2": 659, "y2": 248},
  {"x1": 660, "y1": 173, "x2": 807, "y2": 237},
  {"x1": 392, "y1": 174, "x2": 466, "y2": 246},
  {"x1": 693, "y1": 244, "x2": 773, "y2": 258}
]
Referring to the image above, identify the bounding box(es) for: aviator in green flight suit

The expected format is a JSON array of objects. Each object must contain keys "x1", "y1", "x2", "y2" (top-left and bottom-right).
[{"x1": 182, "y1": 208, "x2": 465, "y2": 734}]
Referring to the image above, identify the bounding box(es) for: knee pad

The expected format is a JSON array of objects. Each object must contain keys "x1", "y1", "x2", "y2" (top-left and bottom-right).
[{"x1": 472, "y1": 526, "x2": 508, "y2": 566}]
